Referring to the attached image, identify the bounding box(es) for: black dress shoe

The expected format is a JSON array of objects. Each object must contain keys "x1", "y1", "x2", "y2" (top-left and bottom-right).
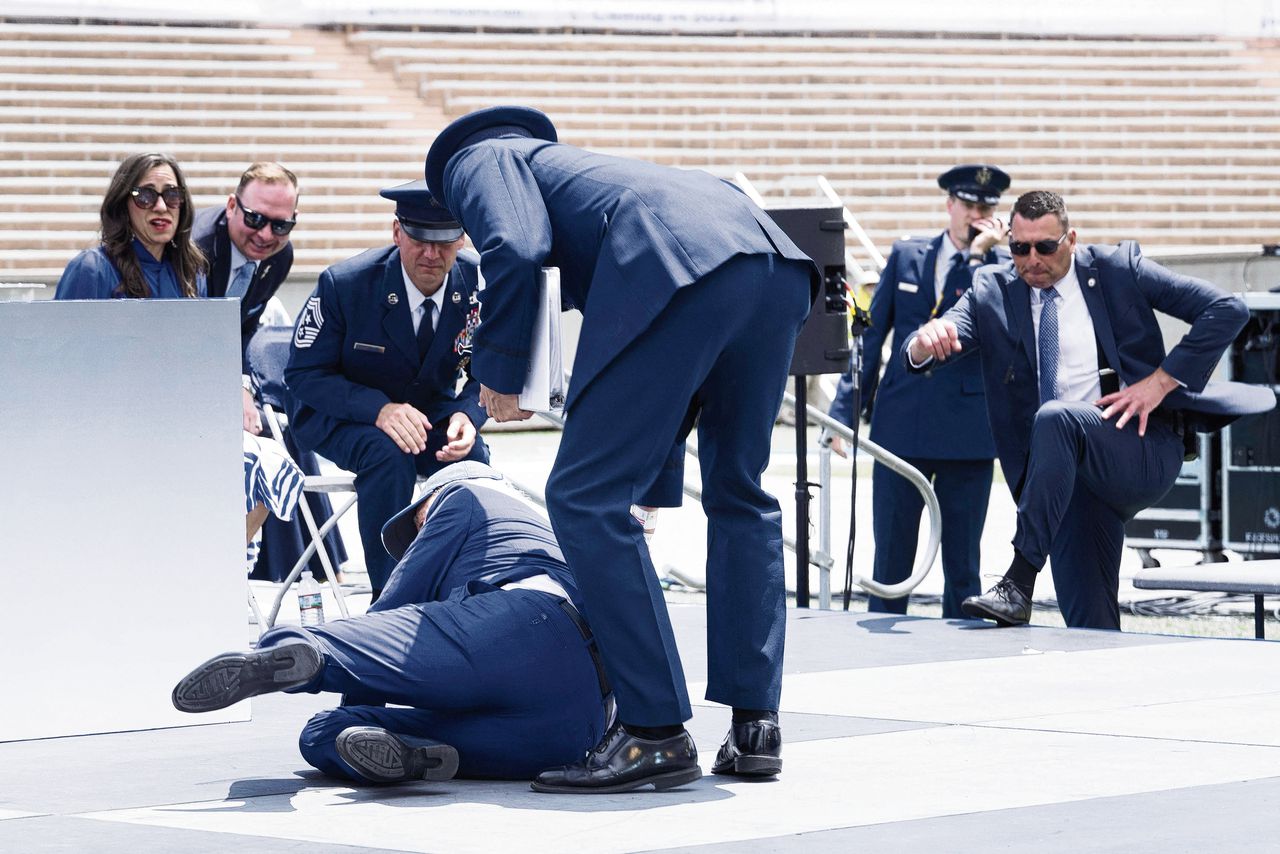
[
  {"x1": 961, "y1": 578, "x2": 1032, "y2": 626},
  {"x1": 336, "y1": 727, "x2": 459, "y2": 784},
  {"x1": 531, "y1": 722, "x2": 701, "y2": 794},
  {"x1": 711, "y1": 720, "x2": 782, "y2": 777},
  {"x1": 171, "y1": 642, "x2": 321, "y2": 713}
]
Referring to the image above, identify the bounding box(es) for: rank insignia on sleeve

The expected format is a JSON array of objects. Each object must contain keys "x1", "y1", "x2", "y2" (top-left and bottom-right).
[{"x1": 293, "y1": 295, "x2": 324, "y2": 349}]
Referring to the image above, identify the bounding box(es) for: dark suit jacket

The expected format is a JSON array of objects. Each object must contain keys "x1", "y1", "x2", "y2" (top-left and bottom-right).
[
  {"x1": 909, "y1": 241, "x2": 1274, "y2": 497},
  {"x1": 438, "y1": 137, "x2": 817, "y2": 408},
  {"x1": 284, "y1": 245, "x2": 486, "y2": 454},
  {"x1": 193, "y1": 205, "x2": 293, "y2": 371},
  {"x1": 830, "y1": 232, "x2": 1004, "y2": 460}
]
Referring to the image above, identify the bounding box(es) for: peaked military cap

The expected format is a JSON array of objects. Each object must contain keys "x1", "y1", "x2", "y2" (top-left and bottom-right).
[
  {"x1": 379, "y1": 179, "x2": 464, "y2": 242},
  {"x1": 937, "y1": 164, "x2": 1011, "y2": 206},
  {"x1": 426, "y1": 106, "x2": 558, "y2": 205}
]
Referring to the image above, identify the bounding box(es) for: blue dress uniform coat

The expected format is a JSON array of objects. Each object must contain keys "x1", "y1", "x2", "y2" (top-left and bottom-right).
[
  {"x1": 285, "y1": 246, "x2": 489, "y2": 591},
  {"x1": 257, "y1": 482, "x2": 608, "y2": 780},
  {"x1": 829, "y1": 233, "x2": 1005, "y2": 617},
  {"x1": 193, "y1": 206, "x2": 292, "y2": 372},
  {"x1": 913, "y1": 241, "x2": 1276, "y2": 628},
  {"x1": 433, "y1": 126, "x2": 817, "y2": 725}
]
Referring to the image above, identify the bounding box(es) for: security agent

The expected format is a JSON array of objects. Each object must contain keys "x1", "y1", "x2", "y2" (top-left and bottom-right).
[
  {"x1": 285, "y1": 180, "x2": 488, "y2": 598},
  {"x1": 426, "y1": 105, "x2": 817, "y2": 793},
  {"x1": 172, "y1": 463, "x2": 610, "y2": 784},
  {"x1": 193, "y1": 162, "x2": 299, "y2": 436},
  {"x1": 828, "y1": 164, "x2": 1011, "y2": 618},
  {"x1": 907, "y1": 190, "x2": 1276, "y2": 629}
]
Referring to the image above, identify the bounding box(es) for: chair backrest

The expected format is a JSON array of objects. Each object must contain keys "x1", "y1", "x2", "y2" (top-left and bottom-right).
[{"x1": 245, "y1": 325, "x2": 294, "y2": 411}]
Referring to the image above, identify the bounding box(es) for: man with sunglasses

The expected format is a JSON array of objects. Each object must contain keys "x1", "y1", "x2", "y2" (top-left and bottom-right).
[
  {"x1": 827, "y1": 164, "x2": 1011, "y2": 619},
  {"x1": 193, "y1": 162, "x2": 300, "y2": 436},
  {"x1": 285, "y1": 180, "x2": 489, "y2": 601},
  {"x1": 906, "y1": 190, "x2": 1275, "y2": 630}
]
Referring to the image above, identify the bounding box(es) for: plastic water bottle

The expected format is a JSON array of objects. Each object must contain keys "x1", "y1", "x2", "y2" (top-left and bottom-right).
[{"x1": 298, "y1": 570, "x2": 325, "y2": 626}]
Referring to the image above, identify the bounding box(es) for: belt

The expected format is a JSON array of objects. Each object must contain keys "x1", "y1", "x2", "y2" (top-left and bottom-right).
[{"x1": 556, "y1": 598, "x2": 613, "y2": 700}]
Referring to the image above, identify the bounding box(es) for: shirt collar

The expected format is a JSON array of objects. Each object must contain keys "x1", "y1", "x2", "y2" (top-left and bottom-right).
[
  {"x1": 228, "y1": 239, "x2": 250, "y2": 276},
  {"x1": 400, "y1": 265, "x2": 450, "y2": 317},
  {"x1": 939, "y1": 231, "x2": 963, "y2": 263},
  {"x1": 1031, "y1": 257, "x2": 1078, "y2": 303}
]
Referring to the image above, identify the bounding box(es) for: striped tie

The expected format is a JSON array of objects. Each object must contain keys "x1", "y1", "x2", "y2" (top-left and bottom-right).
[{"x1": 1038, "y1": 287, "x2": 1060, "y2": 405}]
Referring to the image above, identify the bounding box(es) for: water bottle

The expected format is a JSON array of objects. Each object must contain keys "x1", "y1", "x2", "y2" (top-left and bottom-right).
[{"x1": 298, "y1": 570, "x2": 325, "y2": 626}]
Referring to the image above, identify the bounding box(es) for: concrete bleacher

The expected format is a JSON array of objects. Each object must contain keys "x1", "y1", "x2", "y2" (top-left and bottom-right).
[{"x1": 4, "y1": 20, "x2": 1280, "y2": 285}]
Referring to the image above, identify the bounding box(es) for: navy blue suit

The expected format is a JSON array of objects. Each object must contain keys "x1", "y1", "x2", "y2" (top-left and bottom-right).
[
  {"x1": 438, "y1": 137, "x2": 816, "y2": 725},
  {"x1": 830, "y1": 233, "x2": 1006, "y2": 617},
  {"x1": 193, "y1": 206, "x2": 292, "y2": 373},
  {"x1": 285, "y1": 246, "x2": 489, "y2": 591},
  {"x1": 913, "y1": 242, "x2": 1275, "y2": 628},
  {"x1": 257, "y1": 482, "x2": 607, "y2": 780}
]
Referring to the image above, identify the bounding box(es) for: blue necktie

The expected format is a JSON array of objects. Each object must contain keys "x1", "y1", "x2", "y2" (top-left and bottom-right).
[
  {"x1": 228, "y1": 261, "x2": 255, "y2": 299},
  {"x1": 416, "y1": 302, "x2": 436, "y2": 362},
  {"x1": 1038, "y1": 287, "x2": 1060, "y2": 405}
]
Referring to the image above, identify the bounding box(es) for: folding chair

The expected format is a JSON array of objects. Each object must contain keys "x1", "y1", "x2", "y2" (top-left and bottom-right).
[{"x1": 246, "y1": 326, "x2": 359, "y2": 630}]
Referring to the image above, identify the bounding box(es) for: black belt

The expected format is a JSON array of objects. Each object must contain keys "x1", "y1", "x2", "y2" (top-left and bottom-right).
[{"x1": 556, "y1": 598, "x2": 612, "y2": 699}]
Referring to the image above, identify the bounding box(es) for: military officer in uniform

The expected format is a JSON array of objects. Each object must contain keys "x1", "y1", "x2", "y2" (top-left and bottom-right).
[
  {"x1": 828, "y1": 164, "x2": 1011, "y2": 617},
  {"x1": 286, "y1": 181, "x2": 488, "y2": 599},
  {"x1": 426, "y1": 106, "x2": 818, "y2": 794}
]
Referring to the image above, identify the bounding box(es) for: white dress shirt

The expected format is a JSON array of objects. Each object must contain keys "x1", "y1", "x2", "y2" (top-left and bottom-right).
[
  {"x1": 933, "y1": 232, "x2": 964, "y2": 304},
  {"x1": 402, "y1": 267, "x2": 449, "y2": 335},
  {"x1": 1032, "y1": 259, "x2": 1103, "y2": 404}
]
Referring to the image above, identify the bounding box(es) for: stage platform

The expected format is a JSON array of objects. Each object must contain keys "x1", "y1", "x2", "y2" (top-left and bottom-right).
[{"x1": 3, "y1": 605, "x2": 1278, "y2": 853}]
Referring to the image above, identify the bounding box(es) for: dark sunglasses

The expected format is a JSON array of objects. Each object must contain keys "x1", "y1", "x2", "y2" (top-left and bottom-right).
[
  {"x1": 1009, "y1": 232, "x2": 1069, "y2": 257},
  {"x1": 130, "y1": 185, "x2": 183, "y2": 210},
  {"x1": 235, "y1": 195, "x2": 296, "y2": 236}
]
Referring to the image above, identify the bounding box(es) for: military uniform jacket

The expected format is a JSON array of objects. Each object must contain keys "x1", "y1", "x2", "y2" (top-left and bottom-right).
[
  {"x1": 192, "y1": 206, "x2": 293, "y2": 371},
  {"x1": 285, "y1": 245, "x2": 486, "y2": 453},
  {"x1": 911, "y1": 241, "x2": 1275, "y2": 498},
  {"x1": 833, "y1": 232, "x2": 1003, "y2": 460},
  {"x1": 439, "y1": 137, "x2": 818, "y2": 408}
]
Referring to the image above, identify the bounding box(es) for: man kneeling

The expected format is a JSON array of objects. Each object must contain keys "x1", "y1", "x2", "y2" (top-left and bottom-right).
[{"x1": 172, "y1": 462, "x2": 611, "y2": 784}]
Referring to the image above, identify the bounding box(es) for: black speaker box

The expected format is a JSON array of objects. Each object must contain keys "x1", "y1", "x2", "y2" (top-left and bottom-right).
[{"x1": 765, "y1": 206, "x2": 851, "y2": 376}]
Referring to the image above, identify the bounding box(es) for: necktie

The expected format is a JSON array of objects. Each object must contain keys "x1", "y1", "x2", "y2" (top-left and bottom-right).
[
  {"x1": 416, "y1": 302, "x2": 436, "y2": 361},
  {"x1": 228, "y1": 261, "x2": 256, "y2": 299},
  {"x1": 1038, "y1": 287, "x2": 1060, "y2": 405},
  {"x1": 935, "y1": 251, "x2": 965, "y2": 312}
]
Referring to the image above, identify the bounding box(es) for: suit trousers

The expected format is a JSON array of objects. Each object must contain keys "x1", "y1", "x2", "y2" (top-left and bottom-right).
[
  {"x1": 262, "y1": 582, "x2": 607, "y2": 780},
  {"x1": 544, "y1": 252, "x2": 813, "y2": 726},
  {"x1": 314, "y1": 423, "x2": 489, "y2": 592},
  {"x1": 1012, "y1": 400, "x2": 1183, "y2": 629},
  {"x1": 868, "y1": 457, "x2": 992, "y2": 618}
]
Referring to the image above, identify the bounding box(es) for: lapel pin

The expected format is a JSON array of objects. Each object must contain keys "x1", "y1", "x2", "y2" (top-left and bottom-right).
[
  {"x1": 1087, "y1": 277, "x2": 1097, "y2": 288},
  {"x1": 451, "y1": 291, "x2": 462, "y2": 303},
  {"x1": 387, "y1": 292, "x2": 399, "y2": 305}
]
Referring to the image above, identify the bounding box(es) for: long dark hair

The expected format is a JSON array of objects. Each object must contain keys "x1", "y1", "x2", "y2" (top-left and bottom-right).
[{"x1": 100, "y1": 152, "x2": 206, "y2": 298}]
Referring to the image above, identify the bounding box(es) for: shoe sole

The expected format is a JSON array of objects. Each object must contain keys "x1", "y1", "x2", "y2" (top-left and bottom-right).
[
  {"x1": 530, "y1": 766, "x2": 702, "y2": 794},
  {"x1": 336, "y1": 727, "x2": 459, "y2": 784},
  {"x1": 712, "y1": 755, "x2": 782, "y2": 777},
  {"x1": 171, "y1": 642, "x2": 321, "y2": 713},
  {"x1": 960, "y1": 601, "x2": 1027, "y2": 628}
]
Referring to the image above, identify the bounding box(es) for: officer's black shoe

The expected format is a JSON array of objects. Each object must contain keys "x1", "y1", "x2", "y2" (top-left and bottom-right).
[
  {"x1": 336, "y1": 727, "x2": 459, "y2": 784},
  {"x1": 530, "y1": 722, "x2": 701, "y2": 794},
  {"x1": 171, "y1": 642, "x2": 321, "y2": 713},
  {"x1": 711, "y1": 720, "x2": 782, "y2": 777},
  {"x1": 961, "y1": 578, "x2": 1032, "y2": 627}
]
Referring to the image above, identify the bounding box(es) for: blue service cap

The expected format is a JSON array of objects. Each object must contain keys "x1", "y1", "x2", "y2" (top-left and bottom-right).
[
  {"x1": 937, "y1": 164, "x2": 1011, "y2": 206},
  {"x1": 426, "y1": 106, "x2": 557, "y2": 205},
  {"x1": 379, "y1": 179, "x2": 464, "y2": 242},
  {"x1": 380, "y1": 462, "x2": 505, "y2": 560}
]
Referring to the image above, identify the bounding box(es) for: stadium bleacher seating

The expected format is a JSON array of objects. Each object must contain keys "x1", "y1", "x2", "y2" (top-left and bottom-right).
[{"x1": 3, "y1": 20, "x2": 1280, "y2": 283}]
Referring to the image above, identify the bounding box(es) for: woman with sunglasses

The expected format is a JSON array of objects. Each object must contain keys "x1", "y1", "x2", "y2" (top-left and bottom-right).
[{"x1": 54, "y1": 151, "x2": 206, "y2": 299}]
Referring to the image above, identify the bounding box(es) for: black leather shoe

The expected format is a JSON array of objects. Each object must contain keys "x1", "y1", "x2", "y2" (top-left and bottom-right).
[
  {"x1": 711, "y1": 720, "x2": 782, "y2": 777},
  {"x1": 961, "y1": 578, "x2": 1032, "y2": 626},
  {"x1": 531, "y1": 722, "x2": 701, "y2": 794},
  {"x1": 171, "y1": 642, "x2": 321, "y2": 713},
  {"x1": 336, "y1": 727, "x2": 459, "y2": 784}
]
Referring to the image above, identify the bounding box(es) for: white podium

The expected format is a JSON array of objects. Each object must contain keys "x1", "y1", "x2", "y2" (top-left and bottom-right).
[{"x1": 0, "y1": 299, "x2": 248, "y2": 741}]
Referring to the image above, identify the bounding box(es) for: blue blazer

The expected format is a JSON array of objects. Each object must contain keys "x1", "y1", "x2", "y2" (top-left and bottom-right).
[
  {"x1": 908, "y1": 241, "x2": 1276, "y2": 497},
  {"x1": 285, "y1": 246, "x2": 487, "y2": 453},
  {"x1": 830, "y1": 232, "x2": 1003, "y2": 460},
  {"x1": 438, "y1": 137, "x2": 817, "y2": 407},
  {"x1": 193, "y1": 206, "x2": 293, "y2": 372}
]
